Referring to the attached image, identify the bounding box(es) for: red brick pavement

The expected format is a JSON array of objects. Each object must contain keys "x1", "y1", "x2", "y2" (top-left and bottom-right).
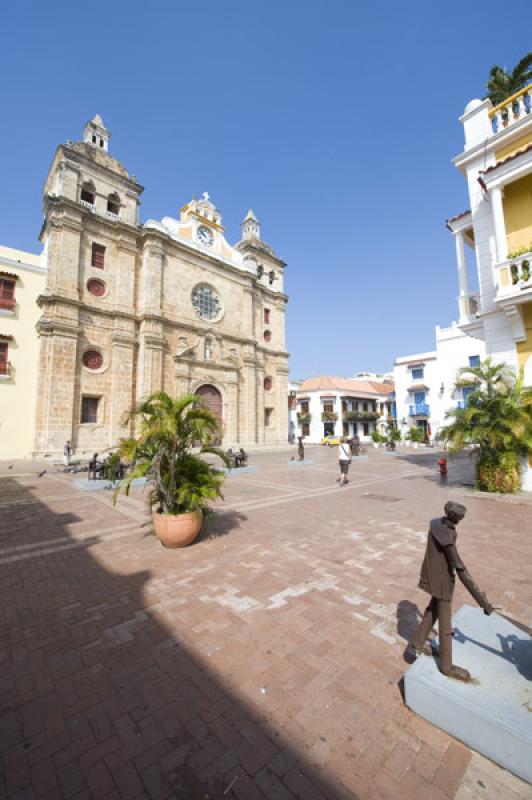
[{"x1": 0, "y1": 448, "x2": 531, "y2": 799}]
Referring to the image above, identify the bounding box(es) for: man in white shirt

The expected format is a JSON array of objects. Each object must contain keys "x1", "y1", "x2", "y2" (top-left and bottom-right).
[{"x1": 337, "y1": 437, "x2": 352, "y2": 486}]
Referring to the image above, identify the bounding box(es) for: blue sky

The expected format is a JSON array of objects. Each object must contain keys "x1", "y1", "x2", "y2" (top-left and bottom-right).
[{"x1": 1, "y1": 0, "x2": 531, "y2": 378}]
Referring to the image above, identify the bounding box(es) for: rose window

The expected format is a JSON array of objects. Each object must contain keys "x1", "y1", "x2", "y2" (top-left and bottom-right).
[
  {"x1": 87, "y1": 278, "x2": 107, "y2": 297},
  {"x1": 82, "y1": 350, "x2": 103, "y2": 370},
  {"x1": 191, "y1": 285, "x2": 221, "y2": 320}
]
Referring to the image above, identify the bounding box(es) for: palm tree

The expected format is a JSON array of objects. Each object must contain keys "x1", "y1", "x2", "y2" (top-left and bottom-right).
[
  {"x1": 114, "y1": 392, "x2": 230, "y2": 515},
  {"x1": 438, "y1": 359, "x2": 532, "y2": 492},
  {"x1": 486, "y1": 53, "x2": 532, "y2": 106}
]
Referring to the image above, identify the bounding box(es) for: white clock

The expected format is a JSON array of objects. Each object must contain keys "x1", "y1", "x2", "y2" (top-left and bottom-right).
[{"x1": 197, "y1": 226, "x2": 213, "y2": 247}]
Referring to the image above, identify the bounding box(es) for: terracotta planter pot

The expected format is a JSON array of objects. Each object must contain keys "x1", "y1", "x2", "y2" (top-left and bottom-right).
[{"x1": 152, "y1": 510, "x2": 202, "y2": 548}]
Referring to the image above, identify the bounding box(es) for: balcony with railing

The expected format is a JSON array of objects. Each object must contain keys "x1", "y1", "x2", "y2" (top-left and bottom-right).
[
  {"x1": 80, "y1": 199, "x2": 96, "y2": 212},
  {"x1": 321, "y1": 411, "x2": 338, "y2": 422},
  {"x1": 409, "y1": 403, "x2": 430, "y2": 417},
  {"x1": 297, "y1": 412, "x2": 312, "y2": 424},
  {"x1": 489, "y1": 85, "x2": 532, "y2": 134},
  {"x1": 495, "y1": 251, "x2": 532, "y2": 303},
  {"x1": 343, "y1": 410, "x2": 379, "y2": 422}
]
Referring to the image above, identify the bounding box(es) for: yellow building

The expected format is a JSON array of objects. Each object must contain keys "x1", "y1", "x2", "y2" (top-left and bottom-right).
[
  {"x1": 448, "y1": 84, "x2": 532, "y2": 489},
  {"x1": 0, "y1": 245, "x2": 46, "y2": 459}
]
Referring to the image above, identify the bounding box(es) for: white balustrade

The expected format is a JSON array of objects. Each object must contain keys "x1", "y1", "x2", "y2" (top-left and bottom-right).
[
  {"x1": 490, "y1": 86, "x2": 532, "y2": 133},
  {"x1": 80, "y1": 199, "x2": 95, "y2": 212},
  {"x1": 495, "y1": 251, "x2": 532, "y2": 296}
]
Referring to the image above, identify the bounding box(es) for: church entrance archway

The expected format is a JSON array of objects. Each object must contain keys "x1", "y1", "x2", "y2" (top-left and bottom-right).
[{"x1": 195, "y1": 384, "x2": 223, "y2": 425}]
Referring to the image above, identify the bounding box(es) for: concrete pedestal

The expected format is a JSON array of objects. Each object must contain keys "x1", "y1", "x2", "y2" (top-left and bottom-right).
[{"x1": 404, "y1": 604, "x2": 532, "y2": 783}]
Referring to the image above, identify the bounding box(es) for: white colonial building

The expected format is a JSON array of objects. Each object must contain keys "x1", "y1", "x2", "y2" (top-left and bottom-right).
[
  {"x1": 447, "y1": 85, "x2": 532, "y2": 488},
  {"x1": 295, "y1": 376, "x2": 395, "y2": 443},
  {"x1": 394, "y1": 324, "x2": 486, "y2": 441}
]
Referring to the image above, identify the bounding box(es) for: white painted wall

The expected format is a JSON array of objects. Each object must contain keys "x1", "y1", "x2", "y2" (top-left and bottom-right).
[{"x1": 394, "y1": 325, "x2": 486, "y2": 441}]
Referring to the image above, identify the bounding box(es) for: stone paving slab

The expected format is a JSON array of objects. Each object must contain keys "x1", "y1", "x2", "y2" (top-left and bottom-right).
[{"x1": 0, "y1": 448, "x2": 531, "y2": 800}]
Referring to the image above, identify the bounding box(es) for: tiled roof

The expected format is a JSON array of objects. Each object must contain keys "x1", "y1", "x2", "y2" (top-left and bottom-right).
[
  {"x1": 481, "y1": 143, "x2": 532, "y2": 175},
  {"x1": 298, "y1": 376, "x2": 394, "y2": 396}
]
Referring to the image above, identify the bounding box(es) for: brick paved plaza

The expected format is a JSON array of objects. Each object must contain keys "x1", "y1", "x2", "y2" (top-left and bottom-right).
[{"x1": 1, "y1": 447, "x2": 531, "y2": 800}]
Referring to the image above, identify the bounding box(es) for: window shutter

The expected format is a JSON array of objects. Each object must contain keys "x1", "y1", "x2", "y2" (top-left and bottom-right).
[
  {"x1": 0, "y1": 342, "x2": 8, "y2": 375},
  {"x1": 91, "y1": 244, "x2": 106, "y2": 269}
]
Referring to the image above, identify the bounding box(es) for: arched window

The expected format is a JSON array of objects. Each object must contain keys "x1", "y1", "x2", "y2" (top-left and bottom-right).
[
  {"x1": 107, "y1": 193, "x2": 120, "y2": 216},
  {"x1": 80, "y1": 181, "x2": 96, "y2": 206}
]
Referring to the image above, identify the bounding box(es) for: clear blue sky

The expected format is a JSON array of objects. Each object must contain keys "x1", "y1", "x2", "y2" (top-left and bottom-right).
[{"x1": 1, "y1": 1, "x2": 531, "y2": 378}]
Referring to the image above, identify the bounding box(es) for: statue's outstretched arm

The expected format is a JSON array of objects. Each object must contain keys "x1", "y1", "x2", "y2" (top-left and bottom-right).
[{"x1": 444, "y1": 545, "x2": 493, "y2": 614}]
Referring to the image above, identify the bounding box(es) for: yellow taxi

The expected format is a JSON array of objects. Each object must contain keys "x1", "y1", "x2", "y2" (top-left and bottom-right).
[{"x1": 320, "y1": 434, "x2": 342, "y2": 446}]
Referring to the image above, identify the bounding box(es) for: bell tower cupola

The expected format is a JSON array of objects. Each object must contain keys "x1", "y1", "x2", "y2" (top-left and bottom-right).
[
  {"x1": 83, "y1": 113, "x2": 110, "y2": 152},
  {"x1": 242, "y1": 208, "x2": 261, "y2": 241}
]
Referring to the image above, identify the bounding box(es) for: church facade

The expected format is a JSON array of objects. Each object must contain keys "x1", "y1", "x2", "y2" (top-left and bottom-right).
[{"x1": 34, "y1": 115, "x2": 289, "y2": 456}]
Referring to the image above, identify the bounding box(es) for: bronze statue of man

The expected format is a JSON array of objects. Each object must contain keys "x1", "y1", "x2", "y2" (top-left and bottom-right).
[{"x1": 409, "y1": 501, "x2": 494, "y2": 682}]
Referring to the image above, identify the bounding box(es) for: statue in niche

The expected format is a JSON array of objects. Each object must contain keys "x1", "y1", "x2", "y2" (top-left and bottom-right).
[
  {"x1": 224, "y1": 347, "x2": 242, "y2": 370},
  {"x1": 408, "y1": 501, "x2": 494, "y2": 682}
]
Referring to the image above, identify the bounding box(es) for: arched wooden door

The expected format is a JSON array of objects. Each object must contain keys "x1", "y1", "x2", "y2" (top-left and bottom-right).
[{"x1": 195, "y1": 385, "x2": 223, "y2": 440}]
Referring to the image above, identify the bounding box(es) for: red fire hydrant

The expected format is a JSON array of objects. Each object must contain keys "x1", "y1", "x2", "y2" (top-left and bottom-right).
[{"x1": 438, "y1": 457, "x2": 448, "y2": 476}]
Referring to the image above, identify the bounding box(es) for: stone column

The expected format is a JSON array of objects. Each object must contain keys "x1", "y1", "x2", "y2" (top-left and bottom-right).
[
  {"x1": 33, "y1": 320, "x2": 80, "y2": 455},
  {"x1": 139, "y1": 239, "x2": 164, "y2": 316},
  {"x1": 109, "y1": 332, "x2": 135, "y2": 446},
  {"x1": 115, "y1": 236, "x2": 137, "y2": 315},
  {"x1": 136, "y1": 320, "x2": 165, "y2": 403},
  {"x1": 455, "y1": 232, "x2": 470, "y2": 297},
  {"x1": 491, "y1": 185, "x2": 508, "y2": 263}
]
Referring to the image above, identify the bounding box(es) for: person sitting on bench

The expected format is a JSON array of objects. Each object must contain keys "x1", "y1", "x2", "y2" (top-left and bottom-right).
[
  {"x1": 88, "y1": 453, "x2": 106, "y2": 480},
  {"x1": 235, "y1": 448, "x2": 248, "y2": 467}
]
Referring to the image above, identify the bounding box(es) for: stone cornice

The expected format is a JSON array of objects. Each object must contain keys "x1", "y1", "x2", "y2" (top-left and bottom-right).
[
  {"x1": 111, "y1": 332, "x2": 136, "y2": 347},
  {"x1": 37, "y1": 292, "x2": 137, "y2": 322},
  {"x1": 137, "y1": 227, "x2": 257, "y2": 287},
  {"x1": 36, "y1": 317, "x2": 80, "y2": 338}
]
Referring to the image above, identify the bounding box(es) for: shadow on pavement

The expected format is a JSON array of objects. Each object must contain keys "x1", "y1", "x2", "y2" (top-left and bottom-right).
[{"x1": 0, "y1": 476, "x2": 358, "y2": 799}]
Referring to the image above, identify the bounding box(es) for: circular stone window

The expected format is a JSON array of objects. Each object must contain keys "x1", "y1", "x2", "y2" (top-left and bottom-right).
[
  {"x1": 264, "y1": 330, "x2": 272, "y2": 343},
  {"x1": 87, "y1": 278, "x2": 107, "y2": 297},
  {"x1": 191, "y1": 284, "x2": 221, "y2": 321},
  {"x1": 82, "y1": 350, "x2": 104, "y2": 370},
  {"x1": 264, "y1": 377, "x2": 272, "y2": 391}
]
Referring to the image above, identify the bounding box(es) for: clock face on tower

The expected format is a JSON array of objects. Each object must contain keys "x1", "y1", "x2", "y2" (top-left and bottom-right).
[{"x1": 197, "y1": 226, "x2": 213, "y2": 247}]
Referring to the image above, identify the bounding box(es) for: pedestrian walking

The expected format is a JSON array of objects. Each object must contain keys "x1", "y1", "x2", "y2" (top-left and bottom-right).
[
  {"x1": 63, "y1": 439, "x2": 71, "y2": 467},
  {"x1": 337, "y1": 437, "x2": 352, "y2": 485},
  {"x1": 297, "y1": 436, "x2": 305, "y2": 461}
]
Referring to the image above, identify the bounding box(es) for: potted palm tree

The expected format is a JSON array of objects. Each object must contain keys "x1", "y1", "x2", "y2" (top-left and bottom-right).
[
  {"x1": 405, "y1": 426, "x2": 425, "y2": 449},
  {"x1": 113, "y1": 392, "x2": 230, "y2": 547},
  {"x1": 438, "y1": 359, "x2": 532, "y2": 493}
]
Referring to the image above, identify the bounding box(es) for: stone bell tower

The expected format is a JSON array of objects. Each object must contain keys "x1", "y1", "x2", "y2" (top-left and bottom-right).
[{"x1": 33, "y1": 115, "x2": 144, "y2": 456}]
